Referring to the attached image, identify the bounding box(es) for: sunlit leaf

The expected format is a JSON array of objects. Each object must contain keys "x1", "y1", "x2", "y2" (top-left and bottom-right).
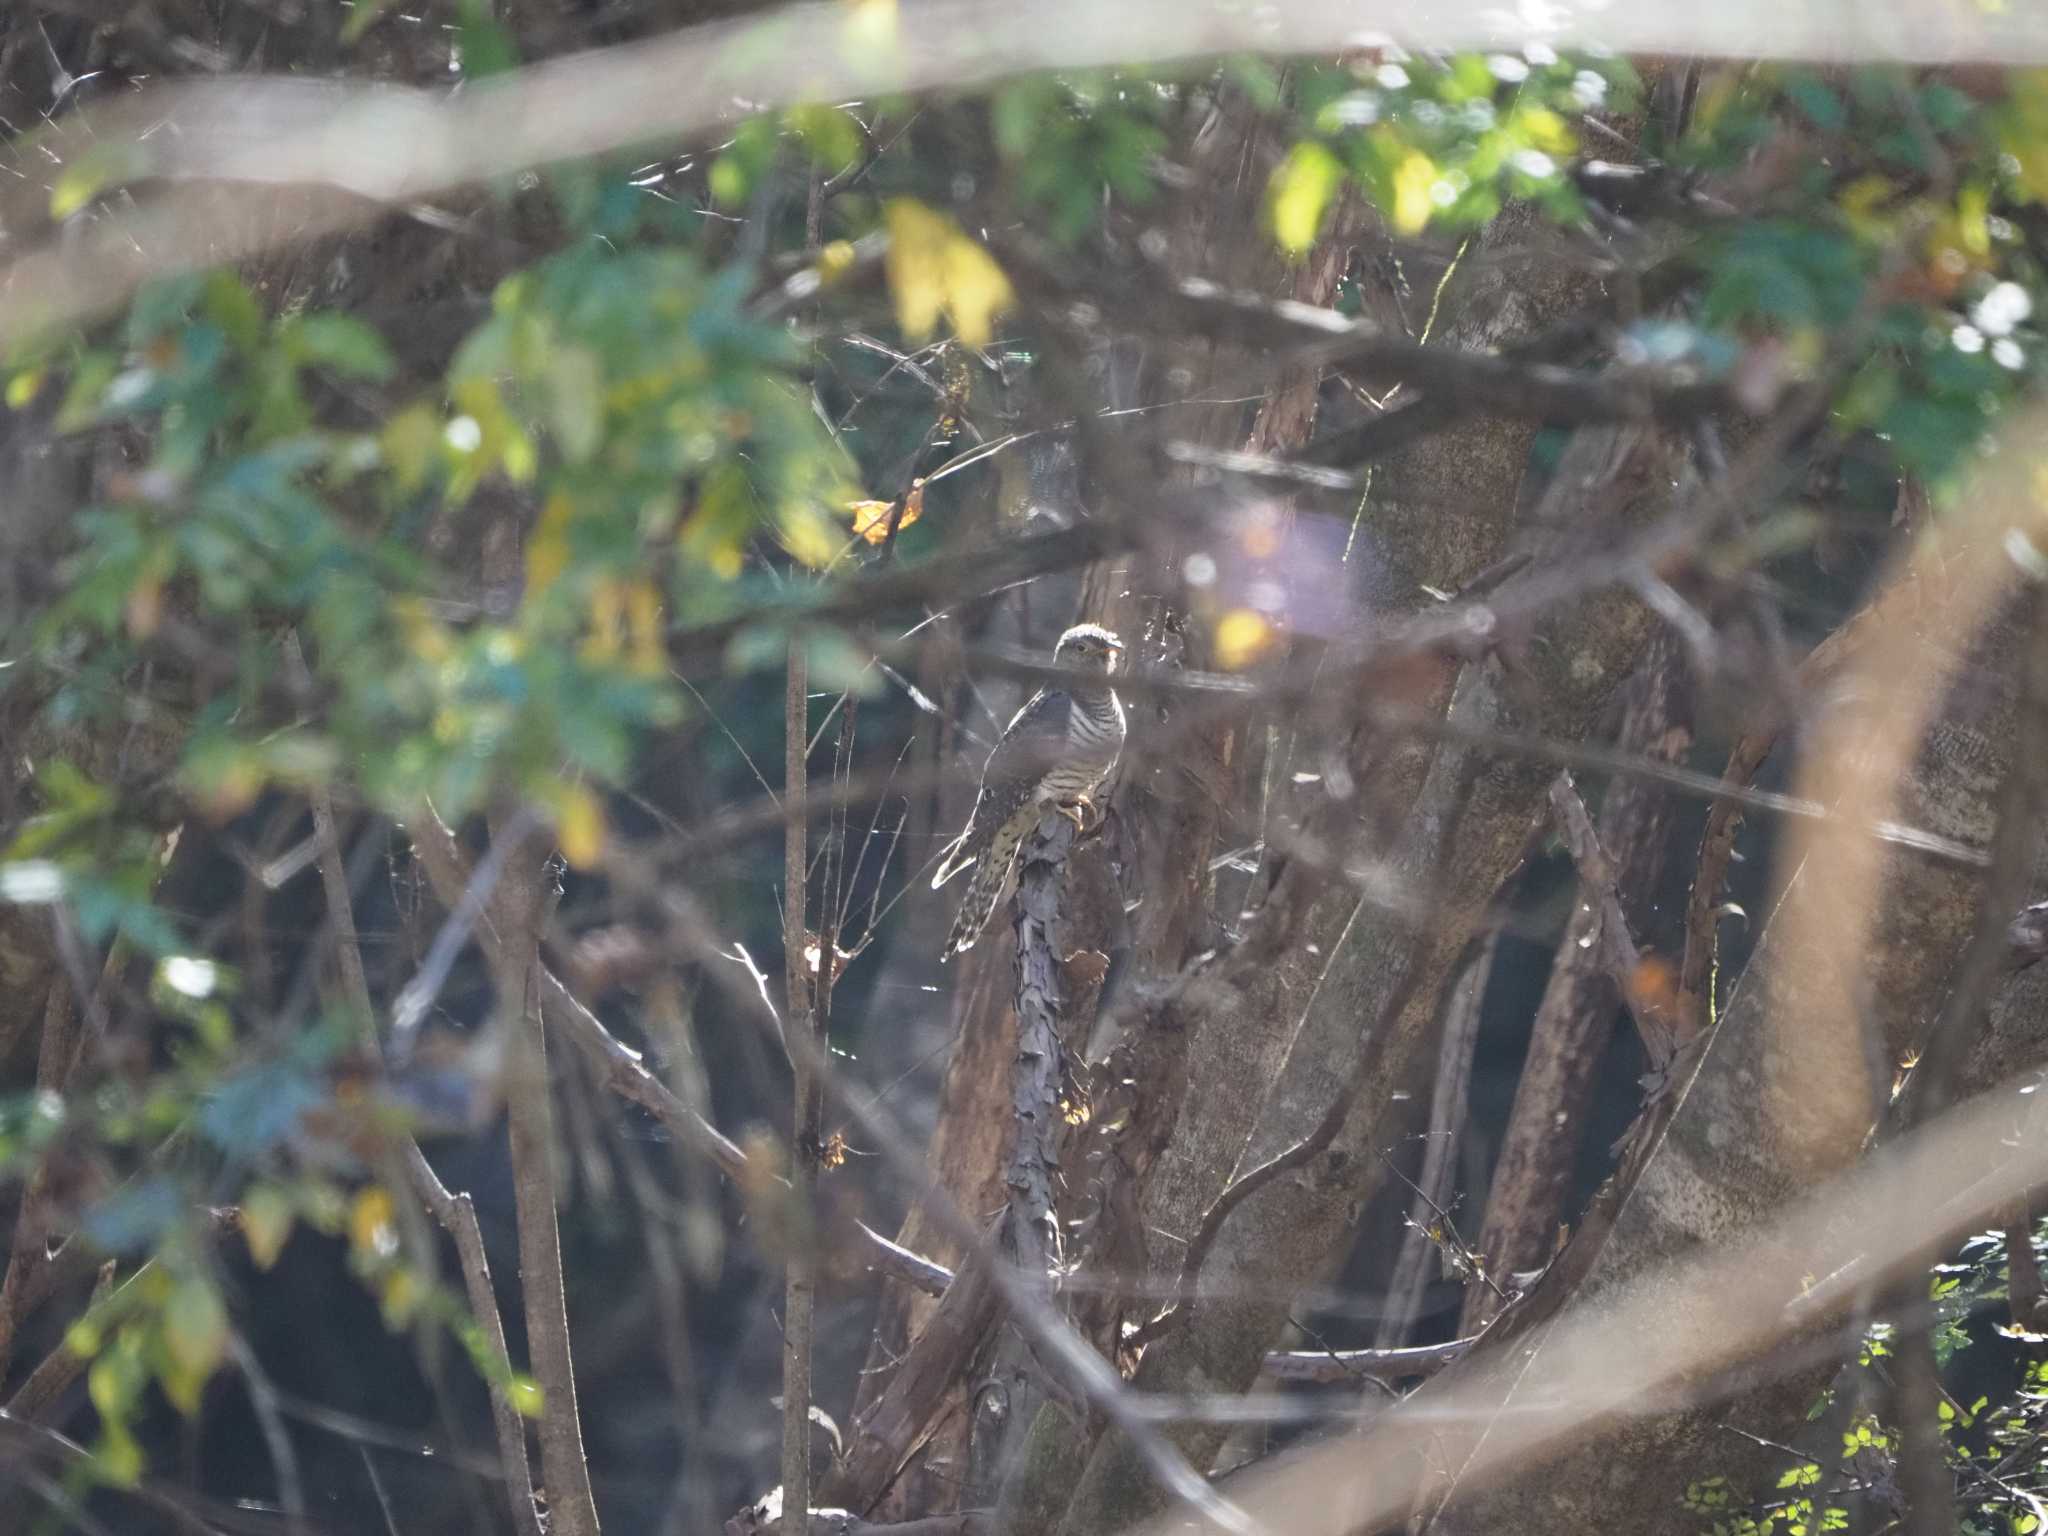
[
  {"x1": 161, "y1": 1275, "x2": 228, "y2": 1412},
  {"x1": 509, "y1": 1374, "x2": 545, "y2": 1419},
  {"x1": 1391, "y1": 148, "x2": 1439, "y2": 237},
  {"x1": 884, "y1": 199, "x2": 1015, "y2": 347},
  {"x1": 241, "y1": 1183, "x2": 295, "y2": 1272},
  {"x1": 1269, "y1": 141, "x2": 1345, "y2": 255},
  {"x1": 555, "y1": 784, "x2": 608, "y2": 868},
  {"x1": 349, "y1": 1185, "x2": 399, "y2": 1261}
]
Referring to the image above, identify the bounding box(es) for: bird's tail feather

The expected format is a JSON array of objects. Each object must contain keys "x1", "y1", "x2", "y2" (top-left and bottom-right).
[{"x1": 941, "y1": 821, "x2": 1023, "y2": 958}]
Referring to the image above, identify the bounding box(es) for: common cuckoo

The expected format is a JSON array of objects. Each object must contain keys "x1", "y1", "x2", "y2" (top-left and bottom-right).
[{"x1": 931, "y1": 623, "x2": 1127, "y2": 958}]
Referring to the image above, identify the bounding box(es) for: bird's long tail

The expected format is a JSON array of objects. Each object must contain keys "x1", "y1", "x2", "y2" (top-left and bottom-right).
[{"x1": 942, "y1": 817, "x2": 1026, "y2": 959}]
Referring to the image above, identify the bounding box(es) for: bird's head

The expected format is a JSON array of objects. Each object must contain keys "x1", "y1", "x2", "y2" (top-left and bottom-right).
[{"x1": 1054, "y1": 623, "x2": 1125, "y2": 677}]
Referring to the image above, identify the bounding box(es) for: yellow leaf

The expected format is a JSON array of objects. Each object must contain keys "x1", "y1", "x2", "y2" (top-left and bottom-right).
[
  {"x1": 884, "y1": 199, "x2": 1014, "y2": 347},
  {"x1": 625, "y1": 578, "x2": 666, "y2": 676},
  {"x1": 349, "y1": 1185, "x2": 398, "y2": 1261},
  {"x1": 527, "y1": 491, "x2": 575, "y2": 598},
  {"x1": 1269, "y1": 141, "x2": 1345, "y2": 255},
  {"x1": 509, "y1": 1374, "x2": 545, "y2": 1418},
  {"x1": 941, "y1": 234, "x2": 1014, "y2": 347},
  {"x1": 379, "y1": 1267, "x2": 422, "y2": 1327},
  {"x1": 780, "y1": 503, "x2": 840, "y2": 569},
  {"x1": 583, "y1": 578, "x2": 626, "y2": 663},
  {"x1": 6, "y1": 369, "x2": 44, "y2": 409},
  {"x1": 1519, "y1": 105, "x2": 1577, "y2": 157},
  {"x1": 162, "y1": 1276, "x2": 228, "y2": 1408},
  {"x1": 1391, "y1": 149, "x2": 1439, "y2": 237},
  {"x1": 848, "y1": 481, "x2": 924, "y2": 545},
  {"x1": 886, "y1": 200, "x2": 949, "y2": 341},
  {"x1": 817, "y1": 239, "x2": 859, "y2": 285},
  {"x1": 847, "y1": 499, "x2": 893, "y2": 541},
  {"x1": 1213, "y1": 608, "x2": 1275, "y2": 670},
  {"x1": 556, "y1": 784, "x2": 607, "y2": 868},
  {"x1": 241, "y1": 1184, "x2": 295, "y2": 1272}
]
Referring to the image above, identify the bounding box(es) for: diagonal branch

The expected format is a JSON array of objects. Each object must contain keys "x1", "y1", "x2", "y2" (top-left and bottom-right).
[
  {"x1": 307, "y1": 775, "x2": 545, "y2": 1536},
  {"x1": 1547, "y1": 772, "x2": 1682, "y2": 1071},
  {"x1": 487, "y1": 810, "x2": 602, "y2": 1536}
]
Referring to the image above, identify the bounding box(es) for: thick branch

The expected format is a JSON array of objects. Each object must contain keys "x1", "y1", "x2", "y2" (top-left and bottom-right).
[
  {"x1": 1466, "y1": 643, "x2": 1689, "y2": 1333},
  {"x1": 1003, "y1": 811, "x2": 1074, "y2": 1278},
  {"x1": 1547, "y1": 772, "x2": 1681, "y2": 1070}
]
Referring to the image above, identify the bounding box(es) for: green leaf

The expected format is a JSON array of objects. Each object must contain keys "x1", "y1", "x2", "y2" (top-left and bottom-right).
[
  {"x1": 543, "y1": 346, "x2": 605, "y2": 464},
  {"x1": 456, "y1": 0, "x2": 519, "y2": 77},
  {"x1": 1269, "y1": 141, "x2": 1346, "y2": 255},
  {"x1": 286, "y1": 314, "x2": 397, "y2": 383}
]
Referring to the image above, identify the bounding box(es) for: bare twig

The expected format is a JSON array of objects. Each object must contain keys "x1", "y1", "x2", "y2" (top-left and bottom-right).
[
  {"x1": 407, "y1": 810, "x2": 943, "y2": 1298},
  {"x1": 12, "y1": 3, "x2": 2046, "y2": 350},
  {"x1": 1375, "y1": 934, "x2": 1494, "y2": 1348},
  {"x1": 228, "y1": 1327, "x2": 309, "y2": 1535},
  {"x1": 489, "y1": 812, "x2": 602, "y2": 1536},
  {"x1": 638, "y1": 876, "x2": 1259, "y2": 1535},
  {"x1": 784, "y1": 634, "x2": 821, "y2": 1531},
  {"x1": 406, "y1": 1145, "x2": 546, "y2": 1536},
  {"x1": 303, "y1": 763, "x2": 546, "y2": 1536},
  {"x1": 5, "y1": 1259, "x2": 117, "y2": 1421},
  {"x1": 1263, "y1": 1338, "x2": 1473, "y2": 1385}
]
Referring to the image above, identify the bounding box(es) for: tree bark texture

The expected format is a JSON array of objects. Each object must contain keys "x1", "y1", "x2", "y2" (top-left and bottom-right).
[
  {"x1": 1463, "y1": 638, "x2": 1692, "y2": 1331},
  {"x1": 1423, "y1": 503, "x2": 2031, "y2": 1536},
  {"x1": 1040, "y1": 219, "x2": 1665, "y2": 1536}
]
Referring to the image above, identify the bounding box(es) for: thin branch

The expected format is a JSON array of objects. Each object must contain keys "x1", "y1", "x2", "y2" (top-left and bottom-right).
[
  {"x1": 406, "y1": 1145, "x2": 546, "y2": 1536},
  {"x1": 488, "y1": 811, "x2": 602, "y2": 1536},
  {"x1": 1375, "y1": 934, "x2": 1494, "y2": 1348},
  {"x1": 5, "y1": 1259, "x2": 116, "y2": 1421},
  {"x1": 1263, "y1": 1339, "x2": 1473, "y2": 1385},
  {"x1": 638, "y1": 875, "x2": 1260, "y2": 1535},
  {"x1": 783, "y1": 632, "x2": 821, "y2": 1531},
  {"x1": 228, "y1": 1327, "x2": 309, "y2": 1535},
  {"x1": 303, "y1": 765, "x2": 546, "y2": 1536},
  {"x1": 408, "y1": 811, "x2": 942, "y2": 1297}
]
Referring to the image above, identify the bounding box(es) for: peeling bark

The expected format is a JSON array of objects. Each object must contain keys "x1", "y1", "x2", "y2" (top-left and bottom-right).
[{"x1": 1424, "y1": 514, "x2": 2028, "y2": 1536}]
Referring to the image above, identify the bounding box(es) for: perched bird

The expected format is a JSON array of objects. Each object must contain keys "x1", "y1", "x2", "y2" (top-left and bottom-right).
[{"x1": 931, "y1": 623, "x2": 1127, "y2": 959}]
